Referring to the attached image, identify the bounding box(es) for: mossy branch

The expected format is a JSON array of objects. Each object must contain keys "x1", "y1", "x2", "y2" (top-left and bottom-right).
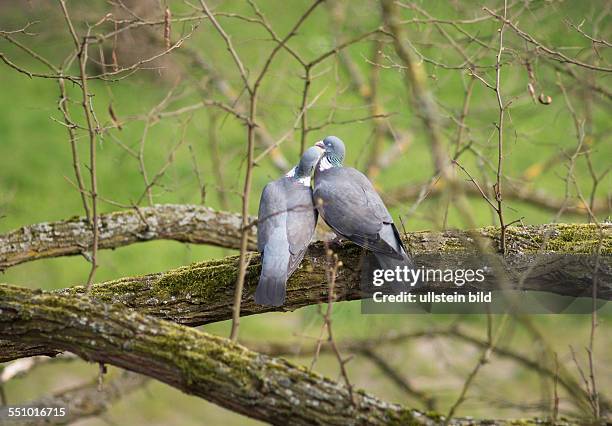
[
  {"x1": 0, "y1": 285, "x2": 587, "y2": 425},
  {"x1": 1, "y1": 223, "x2": 609, "y2": 363}
]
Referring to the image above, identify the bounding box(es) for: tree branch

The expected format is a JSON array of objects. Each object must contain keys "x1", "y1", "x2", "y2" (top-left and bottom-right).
[
  {"x1": 1, "y1": 223, "x2": 609, "y2": 362},
  {"x1": 0, "y1": 285, "x2": 586, "y2": 425},
  {"x1": 0, "y1": 204, "x2": 255, "y2": 271},
  {"x1": 0, "y1": 286, "x2": 459, "y2": 425},
  {"x1": 2, "y1": 202, "x2": 608, "y2": 273},
  {"x1": 483, "y1": 7, "x2": 612, "y2": 73}
]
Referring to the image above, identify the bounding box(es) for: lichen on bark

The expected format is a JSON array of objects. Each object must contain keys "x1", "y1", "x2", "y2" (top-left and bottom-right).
[
  {"x1": 0, "y1": 285, "x2": 431, "y2": 425},
  {"x1": 59, "y1": 223, "x2": 612, "y2": 322},
  {"x1": 0, "y1": 285, "x2": 587, "y2": 425}
]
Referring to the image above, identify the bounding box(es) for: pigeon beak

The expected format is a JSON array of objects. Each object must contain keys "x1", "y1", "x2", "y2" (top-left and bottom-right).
[{"x1": 315, "y1": 141, "x2": 325, "y2": 150}]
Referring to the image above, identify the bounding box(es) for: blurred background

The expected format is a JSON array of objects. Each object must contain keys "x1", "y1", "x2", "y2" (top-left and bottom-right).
[{"x1": 0, "y1": 0, "x2": 610, "y2": 424}]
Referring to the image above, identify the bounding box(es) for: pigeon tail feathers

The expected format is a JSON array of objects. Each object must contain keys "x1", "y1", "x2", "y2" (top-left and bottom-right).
[
  {"x1": 255, "y1": 247, "x2": 290, "y2": 306},
  {"x1": 255, "y1": 272, "x2": 287, "y2": 307}
]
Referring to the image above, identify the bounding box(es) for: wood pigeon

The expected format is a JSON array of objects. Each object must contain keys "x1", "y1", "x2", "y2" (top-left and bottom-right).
[
  {"x1": 313, "y1": 136, "x2": 414, "y2": 274},
  {"x1": 254, "y1": 146, "x2": 323, "y2": 306}
]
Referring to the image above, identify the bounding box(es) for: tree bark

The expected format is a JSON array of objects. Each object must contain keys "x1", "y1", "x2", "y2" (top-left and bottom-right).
[
  {"x1": 0, "y1": 204, "x2": 255, "y2": 270},
  {"x1": 243, "y1": 327, "x2": 608, "y2": 415},
  {"x1": 0, "y1": 285, "x2": 582, "y2": 426},
  {"x1": 1, "y1": 223, "x2": 609, "y2": 362},
  {"x1": 2, "y1": 204, "x2": 608, "y2": 273}
]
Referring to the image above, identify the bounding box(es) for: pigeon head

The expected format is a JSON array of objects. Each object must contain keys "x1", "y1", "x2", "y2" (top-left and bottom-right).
[
  {"x1": 315, "y1": 136, "x2": 345, "y2": 166},
  {"x1": 295, "y1": 146, "x2": 324, "y2": 178}
]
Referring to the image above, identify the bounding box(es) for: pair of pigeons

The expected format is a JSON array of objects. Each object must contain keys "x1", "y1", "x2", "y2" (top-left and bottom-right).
[{"x1": 255, "y1": 136, "x2": 414, "y2": 306}]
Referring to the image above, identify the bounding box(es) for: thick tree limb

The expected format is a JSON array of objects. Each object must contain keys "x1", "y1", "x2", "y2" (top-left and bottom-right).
[
  {"x1": 243, "y1": 327, "x2": 608, "y2": 415},
  {"x1": 0, "y1": 285, "x2": 498, "y2": 426},
  {"x1": 1, "y1": 223, "x2": 609, "y2": 363},
  {"x1": 0, "y1": 286, "x2": 586, "y2": 425},
  {"x1": 61, "y1": 223, "x2": 612, "y2": 324},
  {"x1": 0, "y1": 204, "x2": 255, "y2": 270}
]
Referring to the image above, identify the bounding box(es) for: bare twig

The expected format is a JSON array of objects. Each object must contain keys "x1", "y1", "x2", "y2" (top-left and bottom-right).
[
  {"x1": 58, "y1": 0, "x2": 100, "y2": 291},
  {"x1": 492, "y1": 0, "x2": 508, "y2": 254},
  {"x1": 199, "y1": 0, "x2": 323, "y2": 341},
  {"x1": 483, "y1": 7, "x2": 612, "y2": 72},
  {"x1": 310, "y1": 244, "x2": 355, "y2": 404},
  {"x1": 445, "y1": 315, "x2": 510, "y2": 423}
]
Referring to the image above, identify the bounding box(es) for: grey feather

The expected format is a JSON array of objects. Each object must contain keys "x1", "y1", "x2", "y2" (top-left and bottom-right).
[
  {"x1": 313, "y1": 136, "x2": 411, "y2": 264},
  {"x1": 314, "y1": 167, "x2": 407, "y2": 260},
  {"x1": 255, "y1": 147, "x2": 322, "y2": 306}
]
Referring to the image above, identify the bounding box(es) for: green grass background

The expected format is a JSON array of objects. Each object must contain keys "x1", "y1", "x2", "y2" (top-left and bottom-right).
[{"x1": 0, "y1": 0, "x2": 610, "y2": 424}]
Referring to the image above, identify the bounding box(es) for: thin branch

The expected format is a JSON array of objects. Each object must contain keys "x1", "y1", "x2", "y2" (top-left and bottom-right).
[
  {"x1": 21, "y1": 371, "x2": 149, "y2": 425},
  {"x1": 483, "y1": 7, "x2": 612, "y2": 72},
  {"x1": 493, "y1": 0, "x2": 508, "y2": 255},
  {"x1": 58, "y1": 0, "x2": 100, "y2": 290}
]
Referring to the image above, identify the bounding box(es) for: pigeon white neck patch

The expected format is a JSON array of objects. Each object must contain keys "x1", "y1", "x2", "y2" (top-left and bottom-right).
[
  {"x1": 318, "y1": 156, "x2": 333, "y2": 171},
  {"x1": 286, "y1": 167, "x2": 311, "y2": 186}
]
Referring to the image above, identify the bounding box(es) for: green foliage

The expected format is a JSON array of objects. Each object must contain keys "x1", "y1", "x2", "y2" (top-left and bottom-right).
[{"x1": 0, "y1": 0, "x2": 610, "y2": 424}]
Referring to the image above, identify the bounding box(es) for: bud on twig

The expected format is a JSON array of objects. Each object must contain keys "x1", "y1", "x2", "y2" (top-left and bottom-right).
[
  {"x1": 538, "y1": 93, "x2": 552, "y2": 105},
  {"x1": 164, "y1": 8, "x2": 172, "y2": 50}
]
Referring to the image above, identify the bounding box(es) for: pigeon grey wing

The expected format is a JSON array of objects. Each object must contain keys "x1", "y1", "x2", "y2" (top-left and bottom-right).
[
  {"x1": 314, "y1": 168, "x2": 400, "y2": 258},
  {"x1": 343, "y1": 168, "x2": 392, "y2": 223},
  {"x1": 341, "y1": 168, "x2": 407, "y2": 256},
  {"x1": 257, "y1": 181, "x2": 287, "y2": 253},
  {"x1": 314, "y1": 170, "x2": 380, "y2": 235},
  {"x1": 285, "y1": 184, "x2": 318, "y2": 275},
  {"x1": 379, "y1": 221, "x2": 409, "y2": 258}
]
